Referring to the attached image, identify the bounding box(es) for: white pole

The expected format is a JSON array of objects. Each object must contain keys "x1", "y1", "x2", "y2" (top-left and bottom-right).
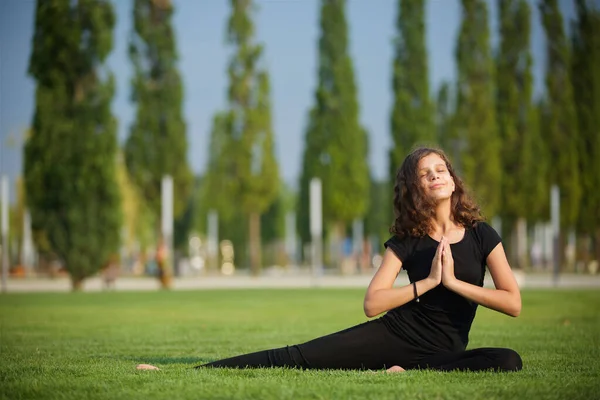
[
  {"x1": 309, "y1": 178, "x2": 323, "y2": 282},
  {"x1": 207, "y1": 210, "x2": 218, "y2": 271},
  {"x1": 22, "y1": 209, "x2": 34, "y2": 275},
  {"x1": 551, "y1": 185, "x2": 560, "y2": 285},
  {"x1": 161, "y1": 175, "x2": 173, "y2": 275},
  {"x1": 1, "y1": 175, "x2": 8, "y2": 292},
  {"x1": 285, "y1": 211, "x2": 297, "y2": 265},
  {"x1": 544, "y1": 222, "x2": 553, "y2": 269},
  {"x1": 352, "y1": 218, "x2": 363, "y2": 270}
]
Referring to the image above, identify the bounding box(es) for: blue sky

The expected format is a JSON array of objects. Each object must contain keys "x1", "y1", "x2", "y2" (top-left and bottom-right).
[{"x1": 0, "y1": 0, "x2": 577, "y2": 197}]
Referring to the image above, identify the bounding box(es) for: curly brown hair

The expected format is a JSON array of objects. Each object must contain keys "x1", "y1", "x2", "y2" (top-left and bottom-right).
[{"x1": 390, "y1": 147, "x2": 484, "y2": 239}]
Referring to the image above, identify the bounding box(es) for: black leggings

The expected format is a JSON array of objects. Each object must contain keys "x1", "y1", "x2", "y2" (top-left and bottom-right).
[{"x1": 197, "y1": 319, "x2": 522, "y2": 372}]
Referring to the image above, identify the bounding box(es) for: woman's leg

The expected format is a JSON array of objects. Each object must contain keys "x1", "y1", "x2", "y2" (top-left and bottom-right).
[
  {"x1": 197, "y1": 319, "x2": 415, "y2": 370},
  {"x1": 412, "y1": 347, "x2": 522, "y2": 372},
  {"x1": 198, "y1": 344, "x2": 307, "y2": 369}
]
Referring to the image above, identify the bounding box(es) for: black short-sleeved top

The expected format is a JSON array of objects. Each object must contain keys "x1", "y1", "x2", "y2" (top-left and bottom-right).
[{"x1": 381, "y1": 222, "x2": 502, "y2": 353}]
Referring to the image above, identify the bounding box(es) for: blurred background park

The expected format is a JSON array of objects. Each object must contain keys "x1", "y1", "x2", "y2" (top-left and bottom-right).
[{"x1": 0, "y1": 0, "x2": 599, "y2": 291}]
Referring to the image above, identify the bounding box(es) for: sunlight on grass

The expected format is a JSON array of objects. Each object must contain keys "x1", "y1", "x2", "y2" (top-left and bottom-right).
[{"x1": 1, "y1": 289, "x2": 599, "y2": 399}]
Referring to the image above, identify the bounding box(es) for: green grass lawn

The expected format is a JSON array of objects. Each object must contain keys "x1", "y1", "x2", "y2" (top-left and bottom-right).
[{"x1": 1, "y1": 288, "x2": 599, "y2": 399}]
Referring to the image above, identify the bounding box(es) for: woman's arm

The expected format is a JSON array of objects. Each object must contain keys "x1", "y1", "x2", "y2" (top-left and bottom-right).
[
  {"x1": 442, "y1": 241, "x2": 522, "y2": 317},
  {"x1": 363, "y1": 241, "x2": 443, "y2": 318}
]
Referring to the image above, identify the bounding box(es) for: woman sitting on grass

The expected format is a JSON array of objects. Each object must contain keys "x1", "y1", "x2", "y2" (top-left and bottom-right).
[{"x1": 138, "y1": 147, "x2": 522, "y2": 373}]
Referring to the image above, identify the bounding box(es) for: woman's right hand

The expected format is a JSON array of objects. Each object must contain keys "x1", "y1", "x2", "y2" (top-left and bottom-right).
[{"x1": 428, "y1": 237, "x2": 444, "y2": 285}]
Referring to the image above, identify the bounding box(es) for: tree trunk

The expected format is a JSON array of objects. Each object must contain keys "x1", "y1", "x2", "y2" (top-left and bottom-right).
[
  {"x1": 557, "y1": 233, "x2": 564, "y2": 274},
  {"x1": 508, "y1": 222, "x2": 518, "y2": 267},
  {"x1": 506, "y1": 219, "x2": 522, "y2": 268},
  {"x1": 249, "y1": 212, "x2": 261, "y2": 276},
  {"x1": 565, "y1": 229, "x2": 576, "y2": 273},
  {"x1": 516, "y1": 218, "x2": 528, "y2": 270},
  {"x1": 333, "y1": 222, "x2": 346, "y2": 273},
  {"x1": 595, "y1": 229, "x2": 600, "y2": 274},
  {"x1": 579, "y1": 234, "x2": 591, "y2": 274},
  {"x1": 71, "y1": 276, "x2": 84, "y2": 292}
]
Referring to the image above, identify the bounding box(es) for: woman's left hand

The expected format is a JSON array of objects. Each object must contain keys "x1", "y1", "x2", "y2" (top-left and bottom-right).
[{"x1": 441, "y1": 238, "x2": 456, "y2": 287}]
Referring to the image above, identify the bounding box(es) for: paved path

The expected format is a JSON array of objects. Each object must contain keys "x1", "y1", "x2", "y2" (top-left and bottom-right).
[{"x1": 3, "y1": 271, "x2": 600, "y2": 293}]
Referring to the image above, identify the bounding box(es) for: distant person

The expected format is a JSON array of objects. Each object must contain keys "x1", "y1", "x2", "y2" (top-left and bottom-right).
[
  {"x1": 102, "y1": 255, "x2": 119, "y2": 290},
  {"x1": 138, "y1": 147, "x2": 522, "y2": 373},
  {"x1": 155, "y1": 238, "x2": 171, "y2": 288}
]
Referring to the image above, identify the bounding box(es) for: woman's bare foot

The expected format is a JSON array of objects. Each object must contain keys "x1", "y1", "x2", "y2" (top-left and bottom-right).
[
  {"x1": 136, "y1": 364, "x2": 160, "y2": 370},
  {"x1": 385, "y1": 365, "x2": 406, "y2": 373},
  {"x1": 367, "y1": 365, "x2": 406, "y2": 374}
]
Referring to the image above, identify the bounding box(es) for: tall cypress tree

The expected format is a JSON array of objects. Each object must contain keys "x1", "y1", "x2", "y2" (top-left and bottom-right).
[
  {"x1": 298, "y1": 0, "x2": 369, "y2": 262},
  {"x1": 197, "y1": 112, "x2": 248, "y2": 270},
  {"x1": 389, "y1": 0, "x2": 434, "y2": 181},
  {"x1": 225, "y1": 0, "x2": 279, "y2": 274},
  {"x1": 496, "y1": 0, "x2": 533, "y2": 223},
  {"x1": 25, "y1": 0, "x2": 121, "y2": 290},
  {"x1": 260, "y1": 182, "x2": 294, "y2": 245},
  {"x1": 455, "y1": 0, "x2": 501, "y2": 217},
  {"x1": 539, "y1": 0, "x2": 581, "y2": 229},
  {"x1": 125, "y1": 0, "x2": 192, "y2": 225},
  {"x1": 199, "y1": 113, "x2": 237, "y2": 224},
  {"x1": 571, "y1": 0, "x2": 600, "y2": 259},
  {"x1": 496, "y1": 0, "x2": 537, "y2": 266},
  {"x1": 527, "y1": 99, "x2": 549, "y2": 223}
]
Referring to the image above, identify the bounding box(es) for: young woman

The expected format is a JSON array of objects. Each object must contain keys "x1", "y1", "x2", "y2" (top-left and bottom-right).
[{"x1": 138, "y1": 147, "x2": 523, "y2": 373}]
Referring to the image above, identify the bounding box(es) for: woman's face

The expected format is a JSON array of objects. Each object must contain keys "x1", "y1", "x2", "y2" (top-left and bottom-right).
[{"x1": 416, "y1": 153, "x2": 455, "y2": 203}]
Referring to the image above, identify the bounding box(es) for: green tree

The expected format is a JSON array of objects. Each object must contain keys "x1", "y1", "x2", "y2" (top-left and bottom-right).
[
  {"x1": 298, "y1": 0, "x2": 369, "y2": 266},
  {"x1": 571, "y1": 0, "x2": 600, "y2": 260},
  {"x1": 524, "y1": 99, "x2": 550, "y2": 224},
  {"x1": 496, "y1": 0, "x2": 538, "y2": 266},
  {"x1": 115, "y1": 152, "x2": 155, "y2": 253},
  {"x1": 260, "y1": 182, "x2": 297, "y2": 268},
  {"x1": 364, "y1": 177, "x2": 391, "y2": 247},
  {"x1": 261, "y1": 182, "x2": 295, "y2": 245},
  {"x1": 435, "y1": 81, "x2": 455, "y2": 154},
  {"x1": 197, "y1": 112, "x2": 248, "y2": 269},
  {"x1": 389, "y1": 0, "x2": 434, "y2": 181},
  {"x1": 539, "y1": 0, "x2": 581, "y2": 229},
  {"x1": 25, "y1": 0, "x2": 121, "y2": 290},
  {"x1": 125, "y1": 0, "x2": 193, "y2": 227},
  {"x1": 455, "y1": 0, "x2": 501, "y2": 217},
  {"x1": 199, "y1": 113, "x2": 237, "y2": 225},
  {"x1": 225, "y1": 0, "x2": 279, "y2": 274}
]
